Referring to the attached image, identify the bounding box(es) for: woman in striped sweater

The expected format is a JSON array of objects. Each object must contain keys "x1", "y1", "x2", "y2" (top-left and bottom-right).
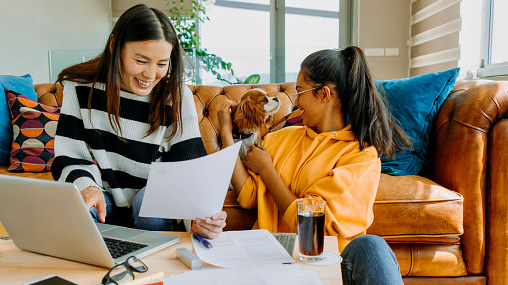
[{"x1": 52, "y1": 4, "x2": 226, "y2": 239}]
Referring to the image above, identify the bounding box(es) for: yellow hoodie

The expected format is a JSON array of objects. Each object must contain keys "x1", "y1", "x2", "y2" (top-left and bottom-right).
[{"x1": 237, "y1": 125, "x2": 380, "y2": 251}]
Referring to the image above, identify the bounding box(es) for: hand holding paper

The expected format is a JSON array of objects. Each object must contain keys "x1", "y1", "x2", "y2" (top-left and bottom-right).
[
  {"x1": 139, "y1": 142, "x2": 242, "y2": 220},
  {"x1": 192, "y1": 211, "x2": 227, "y2": 239}
]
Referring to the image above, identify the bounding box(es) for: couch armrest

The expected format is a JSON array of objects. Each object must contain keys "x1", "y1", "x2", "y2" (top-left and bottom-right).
[
  {"x1": 487, "y1": 118, "x2": 508, "y2": 284},
  {"x1": 430, "y1": 80, "x2": 508, "y2": 275}
]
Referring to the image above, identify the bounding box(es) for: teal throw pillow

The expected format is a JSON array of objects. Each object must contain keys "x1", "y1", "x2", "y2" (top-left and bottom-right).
[
  {"x1": 0, "y1": 74, "x2": 38, "y2": 165},
  {"x1": 376, "y1": 67, "x2": 460, "y2": 175}
]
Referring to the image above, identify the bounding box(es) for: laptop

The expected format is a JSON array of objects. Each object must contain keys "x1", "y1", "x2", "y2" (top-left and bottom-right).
[{"x1": 0, "y1": 175, "x2": 181, "y2": 268}]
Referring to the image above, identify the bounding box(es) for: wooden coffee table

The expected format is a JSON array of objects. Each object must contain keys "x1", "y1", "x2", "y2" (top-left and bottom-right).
[{"x1": 0, "y1": 232, "x2": 342, "y2": 284}]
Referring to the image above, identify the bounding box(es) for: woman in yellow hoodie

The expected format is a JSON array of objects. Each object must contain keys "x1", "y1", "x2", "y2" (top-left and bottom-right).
[{"x1": 218, "y1": 46, "x2": 410, "y2": 284}]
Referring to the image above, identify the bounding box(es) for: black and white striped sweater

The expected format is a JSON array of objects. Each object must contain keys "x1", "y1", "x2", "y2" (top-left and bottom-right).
[{"x1": 52, "y1": 81, "x2": 206, "y2": 207}]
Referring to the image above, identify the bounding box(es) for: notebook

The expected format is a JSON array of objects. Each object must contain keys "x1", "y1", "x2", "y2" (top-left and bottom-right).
[{"x1": 0, "y1": 175, "x2": 180, "y2": 268}]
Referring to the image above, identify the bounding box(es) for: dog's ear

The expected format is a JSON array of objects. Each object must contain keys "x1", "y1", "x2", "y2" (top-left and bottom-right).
[{"x1": 233, "y1": 95, "x2": 266, "y2": 131}]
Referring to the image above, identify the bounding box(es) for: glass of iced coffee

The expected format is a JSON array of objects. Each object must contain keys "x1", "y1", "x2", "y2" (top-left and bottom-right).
[{"x1": 297, "y1": 198, "x2": 326, "y2": 263}]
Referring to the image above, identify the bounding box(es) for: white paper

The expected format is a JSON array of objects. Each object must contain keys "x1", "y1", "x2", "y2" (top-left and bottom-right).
[
  {"x1": 191, "y1": 229, "x2": 295, "y2": 268},
  {"x1": 139, "y1": 142, "x2": 242, "y2": 220},
  {"x1": 160, "y1": 264, "x2": 323, "y2": 285}
]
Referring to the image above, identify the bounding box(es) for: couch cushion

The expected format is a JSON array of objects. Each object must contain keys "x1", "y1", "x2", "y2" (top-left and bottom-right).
[
  {"x1": 5, "y1": 89, "x2": 60, "y2": 173},
  {"x1": 0, "y1": 74, "x2": 39, "y2": 165},
  {"x1": 34, "y1": 83, "x2": 64, "y2": 107},
  {"x1": 375, "y1": 68, "x2": 460, "y2": 176},
  {"x1": 391, "y1": 243, "x2": 467, "y2": 276},
  {"x1": 367, "y1": 173, "x2": 463, "y2": 237},
  {"x1": 224, "y1": 173, "x2": 464, "y2": 237}
]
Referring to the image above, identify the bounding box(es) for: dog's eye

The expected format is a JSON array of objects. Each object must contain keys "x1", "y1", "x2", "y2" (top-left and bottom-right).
[{"x1": 261, "y1": 97, "x2": 268, "y2": 102}]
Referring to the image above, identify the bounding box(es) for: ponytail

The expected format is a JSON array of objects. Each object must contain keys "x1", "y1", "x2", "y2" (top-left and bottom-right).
[{"x1": 301, "y1": 46, "x2": 411, "y2": 157}]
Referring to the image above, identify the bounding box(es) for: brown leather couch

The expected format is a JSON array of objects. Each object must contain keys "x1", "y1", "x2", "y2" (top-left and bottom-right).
[{"x1": 1, "y1": 80, "x2": 507, "y2": 284}]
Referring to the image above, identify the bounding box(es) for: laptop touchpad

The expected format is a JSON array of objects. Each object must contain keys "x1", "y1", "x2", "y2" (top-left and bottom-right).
[{"x1": 100, "y1": 227, "x2": 139, "y2": 240}]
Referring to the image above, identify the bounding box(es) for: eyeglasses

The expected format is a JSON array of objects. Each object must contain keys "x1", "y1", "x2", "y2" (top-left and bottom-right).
[
  {"x1": 292, "y1": 87, "x2": 319, "y2": 100},
  {"x1": 102, "y1": 256, "x2": 148, "y2": 285}
]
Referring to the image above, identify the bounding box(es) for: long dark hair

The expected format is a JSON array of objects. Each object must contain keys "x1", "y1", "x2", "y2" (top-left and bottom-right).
[
  {"x1": 57, "y1": 4, "x2": 184, "y2": 139},
  {"x1": 300, "y1": 46, "x2": 411, "y2": 157}
]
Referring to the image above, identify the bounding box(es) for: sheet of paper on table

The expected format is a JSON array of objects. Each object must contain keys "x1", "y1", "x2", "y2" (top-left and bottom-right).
[
  {"x1": 192, "y1": 229, "x2": 295, "y2": 268},
  {"x1": 139, "y1": 142, "x2": 241, "y2": 220},
  {"x1": 161, "y1": 264, "x2": 323, "y2": 285}
]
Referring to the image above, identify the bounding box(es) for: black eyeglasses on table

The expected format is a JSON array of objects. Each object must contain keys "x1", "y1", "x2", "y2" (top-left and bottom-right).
[{"x1": 102, "y1": 256, "x2": 148, "y2": 285}]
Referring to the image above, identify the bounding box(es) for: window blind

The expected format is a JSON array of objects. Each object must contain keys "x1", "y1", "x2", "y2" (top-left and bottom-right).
[{"x1": 409, "y1": 0, "x2": 461, "y2": 76}]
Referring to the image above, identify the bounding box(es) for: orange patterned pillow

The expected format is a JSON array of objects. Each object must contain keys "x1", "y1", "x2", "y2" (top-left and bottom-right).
[
  {"x1": 5, "y1": 89, "x2": 60, "y2": 172},
  {"x1": 261, "y1": 109, "x2": 303, "y2": 138}
]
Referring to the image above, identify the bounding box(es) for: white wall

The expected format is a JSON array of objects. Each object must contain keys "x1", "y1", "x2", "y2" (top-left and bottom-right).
[
  {"x1": 355, "y1": 0, "x2": 410, "y2": 80},
  {"x1": 0, "y1": 0, "x2": 411, "y2": 83},
  {"x1": 0, "y1": 0, "x2": 112, "y2": 84}
]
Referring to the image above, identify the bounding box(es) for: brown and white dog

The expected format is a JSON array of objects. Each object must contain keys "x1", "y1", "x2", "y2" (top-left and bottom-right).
[{"x1": 232, "y1": 88, "x2": 281, "y2": 160}]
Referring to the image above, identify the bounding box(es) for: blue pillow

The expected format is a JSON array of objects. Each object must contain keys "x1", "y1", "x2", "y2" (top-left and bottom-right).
[
  {"x1": 0, "y1": 74, "x2": 38, "y2": 165},
  {"x1": 376, "y1": 67, "x2": 460, "y2": 176}
]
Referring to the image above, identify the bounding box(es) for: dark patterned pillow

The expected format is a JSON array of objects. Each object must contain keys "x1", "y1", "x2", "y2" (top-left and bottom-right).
[
  {"x1": 5, "y1": 89, "x2": 60, "y2": 172},
  {"x1": 261, "y1": 109, "x2": 303, "y2": 138}
]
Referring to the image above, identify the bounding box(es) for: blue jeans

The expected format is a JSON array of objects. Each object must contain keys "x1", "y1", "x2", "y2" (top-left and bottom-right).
[
  {"x1": 341, "y1": 235, "x2": 403, "y2": 285},
  {"x1": 90, "y1": 187, "x2": 175, "y2": 231}
]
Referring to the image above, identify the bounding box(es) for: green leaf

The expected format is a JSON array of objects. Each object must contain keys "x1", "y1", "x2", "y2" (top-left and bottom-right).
[{"x1": 243, "y1": 74, "x2": 261, "y2": 84}]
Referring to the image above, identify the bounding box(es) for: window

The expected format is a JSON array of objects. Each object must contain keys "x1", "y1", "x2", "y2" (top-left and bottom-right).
[
  {"x1": 199, "y1": 0, "x2": 346, "y2": 85},
  {"x1": 284, "y1": 0, "x2": 340, "y2": 82},
  {"x1": 199, "y1": 0, "x2": 271, "y2": 85},
  {"x1": 477, "y1": 0, "x2": 508, "y2": 77}
]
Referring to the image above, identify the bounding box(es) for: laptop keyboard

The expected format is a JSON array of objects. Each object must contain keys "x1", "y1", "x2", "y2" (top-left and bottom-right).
[
  {"x1": 103, "y1": 237, "x2": 148, "y2": 259},
  {"x1": 272, "y1": 233, "x2": 296, "y2": 256}
]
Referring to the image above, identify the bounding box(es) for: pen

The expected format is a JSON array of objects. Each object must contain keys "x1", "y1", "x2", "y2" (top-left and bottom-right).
[
  {"x1": 192, "y1": 233, "x2": 213, "y2": 249},
  {"x1": 122, "y1": 271, "x2": 164, "y2": 285}
]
